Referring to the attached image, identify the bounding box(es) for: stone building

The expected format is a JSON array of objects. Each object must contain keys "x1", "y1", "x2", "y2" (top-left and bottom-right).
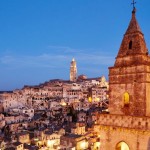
[
  {"x1": 94, "y1": 6, "x2": 150, "y2": 150},
  {"x1": 60, "y1": 134, "x2": 88, "y2": 150},
  {"x1": 12, "y1": 142, "x2": 24, "y2": 150},
  {"x1": 0, "y1": 74, "x2": 108, "y2": 112},
  {"x1": 18, "y1": 132, "x2": 30, "y2": 144},
  {"x1": 70, "y1": 58, "x2": 77, "y2": 82}
]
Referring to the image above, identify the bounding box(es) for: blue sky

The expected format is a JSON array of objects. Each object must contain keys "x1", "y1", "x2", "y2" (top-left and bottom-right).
[{"x1": 0, "y1": 0, "x2": 150, "y2": 90}]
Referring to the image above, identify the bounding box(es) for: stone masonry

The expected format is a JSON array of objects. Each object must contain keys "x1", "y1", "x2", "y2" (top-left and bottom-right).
[{"x1": 94, "y1": 7, "x2": 150, "y2": 150}]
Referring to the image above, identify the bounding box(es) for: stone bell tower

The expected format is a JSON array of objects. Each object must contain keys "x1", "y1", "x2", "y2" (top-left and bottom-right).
[
  {"x1": 70, "y1": 58, "x2": 77, "y2": 82},
  {"x1": 94, "y1": 5, "x2": 150, "y2": 150},
  {"x1": 109, "y1": 7, "x2": 150, "y2": 116}
]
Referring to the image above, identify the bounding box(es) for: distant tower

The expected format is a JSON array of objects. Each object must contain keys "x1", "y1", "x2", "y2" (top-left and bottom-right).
[{"x1": 70, "y1": 58, "x2": 77, "y2": 82}]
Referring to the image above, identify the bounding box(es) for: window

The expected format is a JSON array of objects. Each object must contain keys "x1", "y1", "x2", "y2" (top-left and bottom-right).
[
  {"x1": 138, "y1": 122, "x2": 141, "y2": 126},
  {"x1": 129, "y1": 41, "x2": 132, "y2": 49},
  {"x1": 116, "y1": 142, "x2": 130, "y2": 150},
  {"x1": 123, "y1": 92, "x2": 130, "y2": 106}
]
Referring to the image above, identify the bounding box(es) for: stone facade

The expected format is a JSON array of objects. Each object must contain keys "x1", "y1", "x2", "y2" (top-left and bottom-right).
[
  {"x1": 94, "y1": 124, "x2": 150, "y2": 150},
  {"x1": 97, "y1": 114, "x2": 150, "y2": 130},
  {"x1": 94, "y1": 8, "x2": 150, "y2": 150},
  {"x1": 70, "y1": 58, "x2": 77, "y2": 82},
  {"x1": 109, "y1": 8, "x2": 150, "y2": 117},
  {"x1": 0, "y1": 76, "x2": 108, "y2": 113}
]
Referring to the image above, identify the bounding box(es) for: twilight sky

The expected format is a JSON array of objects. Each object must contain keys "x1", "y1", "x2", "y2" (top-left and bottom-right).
[{"x1": 0, "y1": 0, "x2": 150, "y2": 90}]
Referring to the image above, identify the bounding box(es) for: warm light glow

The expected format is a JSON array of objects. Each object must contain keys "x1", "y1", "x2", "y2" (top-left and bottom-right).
[
  {"x1": 61, "y1": 102, "x2": 67, "y2": 106},
  {"x1": 88, "y1": 97, "x2": 92, "y2": 103},
  {"x1": 80, "y1": 141, "x2": 88, "y2": 149},
  {"x1": 80, "y1": 142, "x2": 86, "y2": 149},
  {"x1": 96, "y1": 97, "x2": 100, "y2": 102},
  {"x1": 123, "y1": 92, "x2": 130, "y2": 106},
  {"x1": 116, "y1": 142, "x2": 130, "y2": 150},
  {"x1": 34, "y1": 138, "x2": 39, "y2": 141},
  {"x1": 74, "y1": 99, "x2": 80, "y2": 102},
  {"x1": 95, "y1": 141, "x2": 101, "y2": 149},
  {"x1": 105, "y1": 109, "x2": 108, "y2": 112},
  {"x1": 47, "y1": 140, "x2": 55, "y2": 147}
]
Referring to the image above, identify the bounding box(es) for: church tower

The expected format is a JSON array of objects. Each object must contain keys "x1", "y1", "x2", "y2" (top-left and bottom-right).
[
  {"x1": 70, "y1": 58, "x2": 77, "y2": 82},
  {"x1": 109, "y1": 7, "x2": 150, "y2": 116},
  {"x1": 94, "y1": 4, "x2": 150, "y2": 150}
]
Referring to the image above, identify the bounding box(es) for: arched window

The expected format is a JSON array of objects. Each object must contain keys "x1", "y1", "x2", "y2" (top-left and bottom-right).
[
  {"x1": 116, "y1": 142, "x2": 130, "y2": 150},
  {"x1": 129, "y1": 41, "x2": 132, "y2": 49},
  {"x1": 123, "y1": 92, "x2": 130, "y2": 106}
]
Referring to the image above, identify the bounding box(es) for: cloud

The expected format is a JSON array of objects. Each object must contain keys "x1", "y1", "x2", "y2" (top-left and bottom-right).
[
  {"x1": 47, "y1": 45, "x2": 77, "y2": 53},
  {"x1": 0, "y1": 54, "x2": 70, "y2": 69},
  {"x1": 0, "y1": 46, "x2": 115, "y2": 70},
  {"x1": 47, "y1": 45, "x2": 115, "y2": 64},
  {"x1": 0, "y1": 55, "x2": 15, "y2": 64},
  {"x1": 75, "y1": 53, "x2": 114, "y2": 65}
]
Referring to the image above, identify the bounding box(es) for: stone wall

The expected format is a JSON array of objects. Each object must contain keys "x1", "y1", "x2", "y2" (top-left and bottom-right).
[
  {"x1": 97, "y1": 114, "x2": 150, "y2": 130},
  {"x1": 94, "y1": 124, "x2": 150, "y2": 150},
  {"x1": 109, "y1": 64, "x2": 150, "y2": 116}
]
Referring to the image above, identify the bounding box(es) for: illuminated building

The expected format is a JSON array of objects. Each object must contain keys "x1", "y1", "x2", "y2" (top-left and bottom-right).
[
  {"x1": 12, "y1": 142, "x2": 24, "y2": 150},
  {"x1": 60, "y1": 134, "x2": 88, "y2": 150},
  {"x1": 18, "y1": 132, "x2": 30, "y2": 144},
  {"x1": 94, "y1": 5, "x2": 150, "y2": 150},
  {"x1": 70, "y1": 58, "x2": 77, "y2": 82}
]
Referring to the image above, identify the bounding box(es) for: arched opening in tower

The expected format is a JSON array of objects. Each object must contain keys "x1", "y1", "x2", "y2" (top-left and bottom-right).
[
  {"x1": 123, "y1": 92, "x2": 130, "y2": 107},
  {"x1": 116, "y1": 141, "x2": 130, "y2": 150},
  {"x1": 129, "y1": 41, "x2": 132, "y2": 49}
]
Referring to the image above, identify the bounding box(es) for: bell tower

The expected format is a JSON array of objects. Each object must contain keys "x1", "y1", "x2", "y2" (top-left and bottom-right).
[
  {"x1": 70, "y1": 58, "x2": 77, "y2": 82},
  {"x1": 109, "y1": 7, "x2": 150, "y2": 116}
]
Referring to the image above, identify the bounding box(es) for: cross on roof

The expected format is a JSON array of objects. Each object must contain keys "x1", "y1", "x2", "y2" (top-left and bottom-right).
[{"x1": 131, "y1": 0, "x2": 136, "y2": 9}]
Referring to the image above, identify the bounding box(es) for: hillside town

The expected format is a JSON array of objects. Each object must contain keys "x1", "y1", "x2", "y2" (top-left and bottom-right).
[
  {"x1": 1, "y1": 0, "x2": 150, "y2": 149},
  {"x1": 0, "y1": 59, "x2": 108, "y2": 150}
]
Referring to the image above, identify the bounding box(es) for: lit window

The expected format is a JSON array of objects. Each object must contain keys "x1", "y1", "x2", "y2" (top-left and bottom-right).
[
  {"x1": 88, "y1": 97, "x2": 92, "y2": 103},
  {"x1": 116, "y1": 141, "x2": 130, "y2": 150},
  {"x1": 123, "y1": 92, "x2": 130, "y2": 106}
]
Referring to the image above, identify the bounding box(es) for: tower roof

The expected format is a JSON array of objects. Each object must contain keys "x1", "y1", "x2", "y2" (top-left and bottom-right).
[
  {"x1": 114, "y1": 7, "x2": 149, "y2": 67},
  {"x1": 125, "y1": 8, "x2": 142, "y2": 35},
  {"x1": 72, "y1": 58, "x2": 75, "y2": 62}
]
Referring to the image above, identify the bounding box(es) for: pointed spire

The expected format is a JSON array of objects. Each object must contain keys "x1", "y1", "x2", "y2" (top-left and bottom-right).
[
  {"x1": 126, "y1": 8, "x2": 141, "y2": 33},
  {"x1": 114, "y1": 6, "x2": 149, "y2": 67},
  {"x1": 125, "y1": 7, "x2": 142, "y2": 35}
]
